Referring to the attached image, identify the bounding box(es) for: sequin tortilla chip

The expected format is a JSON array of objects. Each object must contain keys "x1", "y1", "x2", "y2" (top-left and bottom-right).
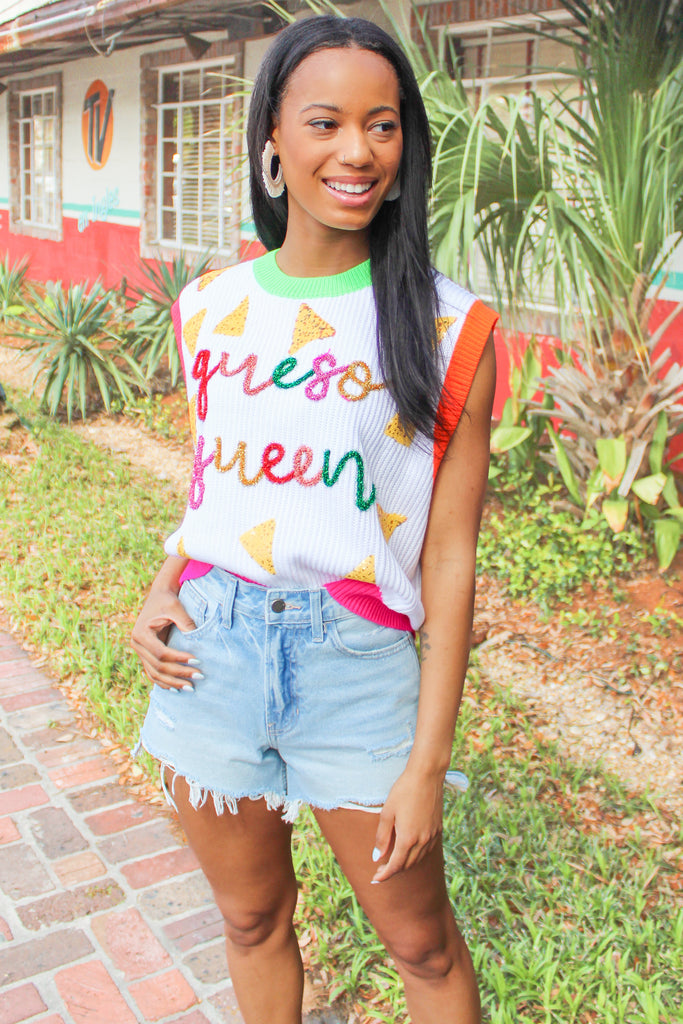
[
  {"x1": 214, "y1": 296, "x2": 249, "y2": 336},
  {"x1": 240, "y1": 519, "x2": 276, "y2": 574},
  {"x1": 289, "y1": 304, "x2": 336, "y2": 355},
  {"x1": 183, "y1": 309, "x2": 207, "y2": 357},
  {"x1": 384, "y1": 412, "x2": 415, "y2": 447},
  {"x1": 345, "y1": 555, "x2": 375, "y2": 584}
]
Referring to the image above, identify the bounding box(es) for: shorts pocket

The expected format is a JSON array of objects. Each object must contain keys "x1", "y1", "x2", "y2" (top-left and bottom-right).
[
  {"x1": 328, "y1": 613, "x2": 412, "y2": 658},
  {"x1": 169, "y1": 578, "x2": 214, "y2": 642}
]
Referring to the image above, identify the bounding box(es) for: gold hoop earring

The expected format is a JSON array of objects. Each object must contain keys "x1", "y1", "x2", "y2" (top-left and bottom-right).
[{"x1": 262, "y1": 140, "x2": 285, "y2": 199}]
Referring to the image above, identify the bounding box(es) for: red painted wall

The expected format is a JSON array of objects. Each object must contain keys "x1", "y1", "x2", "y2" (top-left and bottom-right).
[{"x1": 0, "y1": 211, "x2": 266, "y2": 291}]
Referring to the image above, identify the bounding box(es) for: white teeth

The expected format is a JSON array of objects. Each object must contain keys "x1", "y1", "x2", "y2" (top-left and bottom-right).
[{"x1": 326, "y1": 181, "x2": 373, "y2": 194}]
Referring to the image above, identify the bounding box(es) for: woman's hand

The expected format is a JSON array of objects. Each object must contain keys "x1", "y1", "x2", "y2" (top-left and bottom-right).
[
  {"x1": 131, "y1": 557, "x2": 200, "y2": 691},
  {"x1": 371, "y1": 764, "x2": 444, "y2": 883}
]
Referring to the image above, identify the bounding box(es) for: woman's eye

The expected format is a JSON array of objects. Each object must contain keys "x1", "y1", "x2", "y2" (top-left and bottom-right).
[
  {"x1": 310, "y1": 119, "x2": 336, "y2": 131},
  {"x1": 371, "y1": 120, "x2": 398, "y2": 135}
]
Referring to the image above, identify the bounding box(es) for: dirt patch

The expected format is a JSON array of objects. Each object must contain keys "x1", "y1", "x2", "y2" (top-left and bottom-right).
[{"x1": 473, "y1": 568, "x2": 683, "y2": 821}]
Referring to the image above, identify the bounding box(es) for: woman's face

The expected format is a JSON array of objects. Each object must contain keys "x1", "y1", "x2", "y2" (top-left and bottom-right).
[{"x1": 270, "y1": 46, "x2": 403, "y2": 242}]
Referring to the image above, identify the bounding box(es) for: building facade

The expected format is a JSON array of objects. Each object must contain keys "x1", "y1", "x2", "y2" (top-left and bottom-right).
[{"x1": 0, "y1": 0, "x2": 681, "y2": 336}]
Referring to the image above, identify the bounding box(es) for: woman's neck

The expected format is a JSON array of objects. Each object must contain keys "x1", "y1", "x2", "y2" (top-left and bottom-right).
[{"x1": 276, "y1": 224, "x2": 370, "y2": 278}]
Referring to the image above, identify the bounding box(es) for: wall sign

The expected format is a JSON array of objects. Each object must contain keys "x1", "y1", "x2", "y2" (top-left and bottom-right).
[{"x1": 82, "y1": 80, "x2": 114, "y2": 170}]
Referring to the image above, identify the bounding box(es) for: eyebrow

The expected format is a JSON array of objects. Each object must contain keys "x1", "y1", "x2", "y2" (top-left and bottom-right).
[{"x1": 299, "y1": 103, "x2": 399, "y2": 116}]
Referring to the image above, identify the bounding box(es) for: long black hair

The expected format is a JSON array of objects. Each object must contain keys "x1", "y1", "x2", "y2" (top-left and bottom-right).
[{"x1": 247, "y1": 15, "x2": 442, "y2": 441}]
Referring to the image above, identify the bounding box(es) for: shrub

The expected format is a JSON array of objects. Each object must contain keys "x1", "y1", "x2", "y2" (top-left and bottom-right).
[
  {"x1": 13, "y1": 280, "x2": 144, "y2": 421},
  {"x1": 127, "y1": 250, "x2": 214, "y2": 388}
]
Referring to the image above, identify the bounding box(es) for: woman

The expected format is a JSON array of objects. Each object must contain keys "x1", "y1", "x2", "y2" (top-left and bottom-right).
[{"x1": 132, "y1": 15, "x2": 497, "y2": 1024}]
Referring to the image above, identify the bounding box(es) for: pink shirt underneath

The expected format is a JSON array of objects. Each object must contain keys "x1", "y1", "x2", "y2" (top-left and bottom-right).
[{"x1": 179, "y1": 559, "x2": 413, "y2": 631}]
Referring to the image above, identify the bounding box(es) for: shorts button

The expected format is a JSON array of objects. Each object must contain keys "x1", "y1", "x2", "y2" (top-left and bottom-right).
[{"x1": 271, "y1": 599, "x2": 286, "y2": 613}]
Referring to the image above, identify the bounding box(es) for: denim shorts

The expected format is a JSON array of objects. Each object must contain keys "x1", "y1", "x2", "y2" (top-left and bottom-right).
[{"x1": 137, "y1": 567, "x2": 421, "y2": 821}]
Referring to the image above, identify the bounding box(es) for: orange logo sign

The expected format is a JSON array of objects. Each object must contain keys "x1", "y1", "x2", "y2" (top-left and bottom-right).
[{"x1": 82, "y1": 80, "x2": 114, "y2": 169}]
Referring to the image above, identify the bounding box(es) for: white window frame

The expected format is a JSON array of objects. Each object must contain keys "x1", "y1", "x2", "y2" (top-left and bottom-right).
[
  {"x1": 156, "y1": 57, "x2": 241, "y2": 257},
  {"x1": 18, "y1": 85, "x2": 58, "y2": 229}
]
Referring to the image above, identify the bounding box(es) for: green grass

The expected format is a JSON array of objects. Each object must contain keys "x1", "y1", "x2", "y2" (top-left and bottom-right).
[{"x1": 1, "y1": 395, "x2": 680, "y2": 1023}]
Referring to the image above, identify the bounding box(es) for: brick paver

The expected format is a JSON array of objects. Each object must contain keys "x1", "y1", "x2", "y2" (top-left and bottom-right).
[{"x1": 0, "y1": 631, "x2": 346, "y2": 1024}]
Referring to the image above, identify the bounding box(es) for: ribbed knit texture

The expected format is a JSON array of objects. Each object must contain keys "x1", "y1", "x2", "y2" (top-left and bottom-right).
[{"x1": 165, "y1": 253, "x2": 498, "y2": 630}]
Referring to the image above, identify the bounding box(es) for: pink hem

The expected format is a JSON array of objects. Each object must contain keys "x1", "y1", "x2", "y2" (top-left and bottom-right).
[{"x1": 324, "y1": 579, "x2": 412, "y2": 631}]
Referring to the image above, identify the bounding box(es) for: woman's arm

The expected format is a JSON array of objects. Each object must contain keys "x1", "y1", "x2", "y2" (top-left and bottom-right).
[
  {"x1": 131, "y1": 555, "x2": 201, "y2": 690},
  {"x1": 372, "y1": 333, "x2": 496, "y2": 883}
]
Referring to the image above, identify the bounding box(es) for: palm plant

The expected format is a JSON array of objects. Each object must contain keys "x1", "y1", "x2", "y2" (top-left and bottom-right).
[
  {"x1": 388, "y1": 0, "x2": 683, "y2": 563},
  {"x1": 127, "y1": 250, "x2": 214, "y2": 387},
  {"x1": 14, "y1": 281, "x2": 144, "y2": 421}
]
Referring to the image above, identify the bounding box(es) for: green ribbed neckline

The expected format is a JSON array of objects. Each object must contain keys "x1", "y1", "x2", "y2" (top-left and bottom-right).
[{"x1": 253, "y1": 249, "x2": 372, "y2": 298}]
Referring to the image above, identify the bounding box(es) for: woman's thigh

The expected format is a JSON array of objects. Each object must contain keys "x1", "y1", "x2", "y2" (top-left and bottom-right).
[
  {"x1": 170, "y1": 772, "x2": 298, "y2": 935},
  {"x1": 313, "y1": 807, "x2": 455, "y2": 960}
]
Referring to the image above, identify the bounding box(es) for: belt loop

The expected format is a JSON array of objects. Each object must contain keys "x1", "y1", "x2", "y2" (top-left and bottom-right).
[
  {"x1": 221, "y1": 572, "x2": 238, "y2": 629},
  {"x1": 310, "y1": 589, "x2": 324, "y2": 643}
]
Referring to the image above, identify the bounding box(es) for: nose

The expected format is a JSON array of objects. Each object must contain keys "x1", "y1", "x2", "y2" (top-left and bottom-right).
[{"x1": 339, "y1": 126, "x2": 372, "y2": 167}]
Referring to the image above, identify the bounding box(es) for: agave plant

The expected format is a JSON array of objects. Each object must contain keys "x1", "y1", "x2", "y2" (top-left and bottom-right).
[
  {"x1": 127, "y1": 250, "x2": 214, "y2": 387},
  {"x1": 14, "y1": 280, "x2": 144, "y2": 421},
  {"x1": 529, "y1": 332, "x2": 683, "y2": 568},
  {"x1": 0, "y1": 252, "x2": 29, "y2": 329}
]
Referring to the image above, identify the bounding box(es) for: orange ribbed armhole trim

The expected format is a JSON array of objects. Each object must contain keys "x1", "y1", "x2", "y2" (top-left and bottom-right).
[{"x1": 433, "y1": 299, "x2": 499, "y2": 480}]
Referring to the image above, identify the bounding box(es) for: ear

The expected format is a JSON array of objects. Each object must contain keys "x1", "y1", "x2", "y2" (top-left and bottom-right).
[{"x1": 270, "y1": 123, "x2": 280, "y2": 155}]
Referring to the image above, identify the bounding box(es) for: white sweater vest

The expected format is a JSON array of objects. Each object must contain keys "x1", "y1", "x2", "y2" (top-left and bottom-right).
[{"x1": 165, "y1": 251, "x2": 497, "y2": 630}]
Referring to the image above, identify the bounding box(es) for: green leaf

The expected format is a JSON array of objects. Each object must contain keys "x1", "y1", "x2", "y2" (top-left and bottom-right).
[
  {"x1": 586, "y1": 465, "x2": 606, "y2": 509},
  {"x1": 547, "y1": 424, "x2": 581, "y2": 505},
  {"x1": 488, "y1": 463, "x2": 503, "y2": 480},
  {"x1": 631, "y1": 473, "x2": 667, "y2": 505},
  {"x1": 654, "y1": 518, "x2": 681, "y2": 571},
  {"x1": 649, "y1": 412, "x2": 668, "y2": 475},
  {"x1": 490, "y1": 425, "x2": 533, "y2": 454},
  {"x1": 596, "y1": 438, "x2": 626, "y2": 492},
  {"x1": 662, "y1": 473, "x2": 680, "y2": 509},
  {"x1": 602, "y1": 498, "x2": 629, "y2": 533}
]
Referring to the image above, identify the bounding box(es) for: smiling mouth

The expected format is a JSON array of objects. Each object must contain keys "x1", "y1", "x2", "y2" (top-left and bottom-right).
[{"x1": 324, "y1": 180, "x2": 375, "y2": 195}]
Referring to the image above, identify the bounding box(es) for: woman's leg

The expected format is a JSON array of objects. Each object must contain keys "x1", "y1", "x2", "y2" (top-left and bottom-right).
[
  {"x1": 314, "y1": 807, "x2": 480, "y2": 1024},
  {"x1": 169, "y1": 773, "x2": 303, "y2": 1024}
]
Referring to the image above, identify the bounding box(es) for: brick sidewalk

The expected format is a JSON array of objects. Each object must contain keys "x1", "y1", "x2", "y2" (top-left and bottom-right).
[{"x1": 0, "y1": 631, "x2": 341, "y2": 1024}]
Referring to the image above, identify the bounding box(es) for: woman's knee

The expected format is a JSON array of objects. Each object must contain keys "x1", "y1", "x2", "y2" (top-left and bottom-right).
[
  {"x1": 217, "y1": 881, "x2": 298, "y2": 951},
  {"x1": 388, "y1": 918, "x2": 464, "y2": 982}
]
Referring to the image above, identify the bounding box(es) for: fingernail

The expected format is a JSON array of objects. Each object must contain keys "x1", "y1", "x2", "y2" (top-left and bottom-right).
[
  {"x1": 372, "y1": 847, "x2": 381, "y2": 862},
  {"x1": 371, "y1": 879, "x2": 381, "y2": 885},
  {"x1": 187, "y1": 658, "x2": 201, "y2": 667},
  {"x1": 181, "y1": 684, "x2": 194, "y2": 692},
  {"x1": 191, "y1": 672, "x2": 204, "y2": 680}
]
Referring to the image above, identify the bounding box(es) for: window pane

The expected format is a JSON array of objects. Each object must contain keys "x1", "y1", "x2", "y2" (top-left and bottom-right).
[
  {"x1": 182, "y1": 70, "x2": 201, "y2": 102},
  {"x1": 162, "y1": 72, "x2": 180, "y2": 103},
  {"x1": 180, "y1": 211, "x2": 198, "y2": 245},
  {"x1": 23, "y1": 197, "x2": 31, "y2": 220},
  {"x1": 202, "y1": 69, "x2": 224, "y2": 100},
  {"x1": 163, "y1": 141, "x2": 178, "y2": 173},
  {"x1": 202, "y1": 104, "x2": 221, "y2": 143},
  {"x1": 181, "y1": 107, "x2": 200, "y2": 138},
  {"x1": 32, "y1": 94, "x2": 42, "y2": 116},
  {"x1": 162, "y1": 174, "x2": 176, "y2": 207},
  {"x1": 45, "y1": 92, "x2": 54, "y2": 116},
  {"x1": 23, "y1": 173, "x2": 31, "y2": 197},
  {"x1": 22, "y1": 123, "x2": 31, "y2": 146},
  {"x1": 181, "y1": 141, "x2": 199, "y2": 174},
  {"x1": 163, "y1": 108, "x2": 177, "y2": 138},
  {"x1": 162, "y1": 209, "x2": 176, "y2": 239},
  {"x1": 21, "y1": 95, "x2": 31, "y2": 117}
]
